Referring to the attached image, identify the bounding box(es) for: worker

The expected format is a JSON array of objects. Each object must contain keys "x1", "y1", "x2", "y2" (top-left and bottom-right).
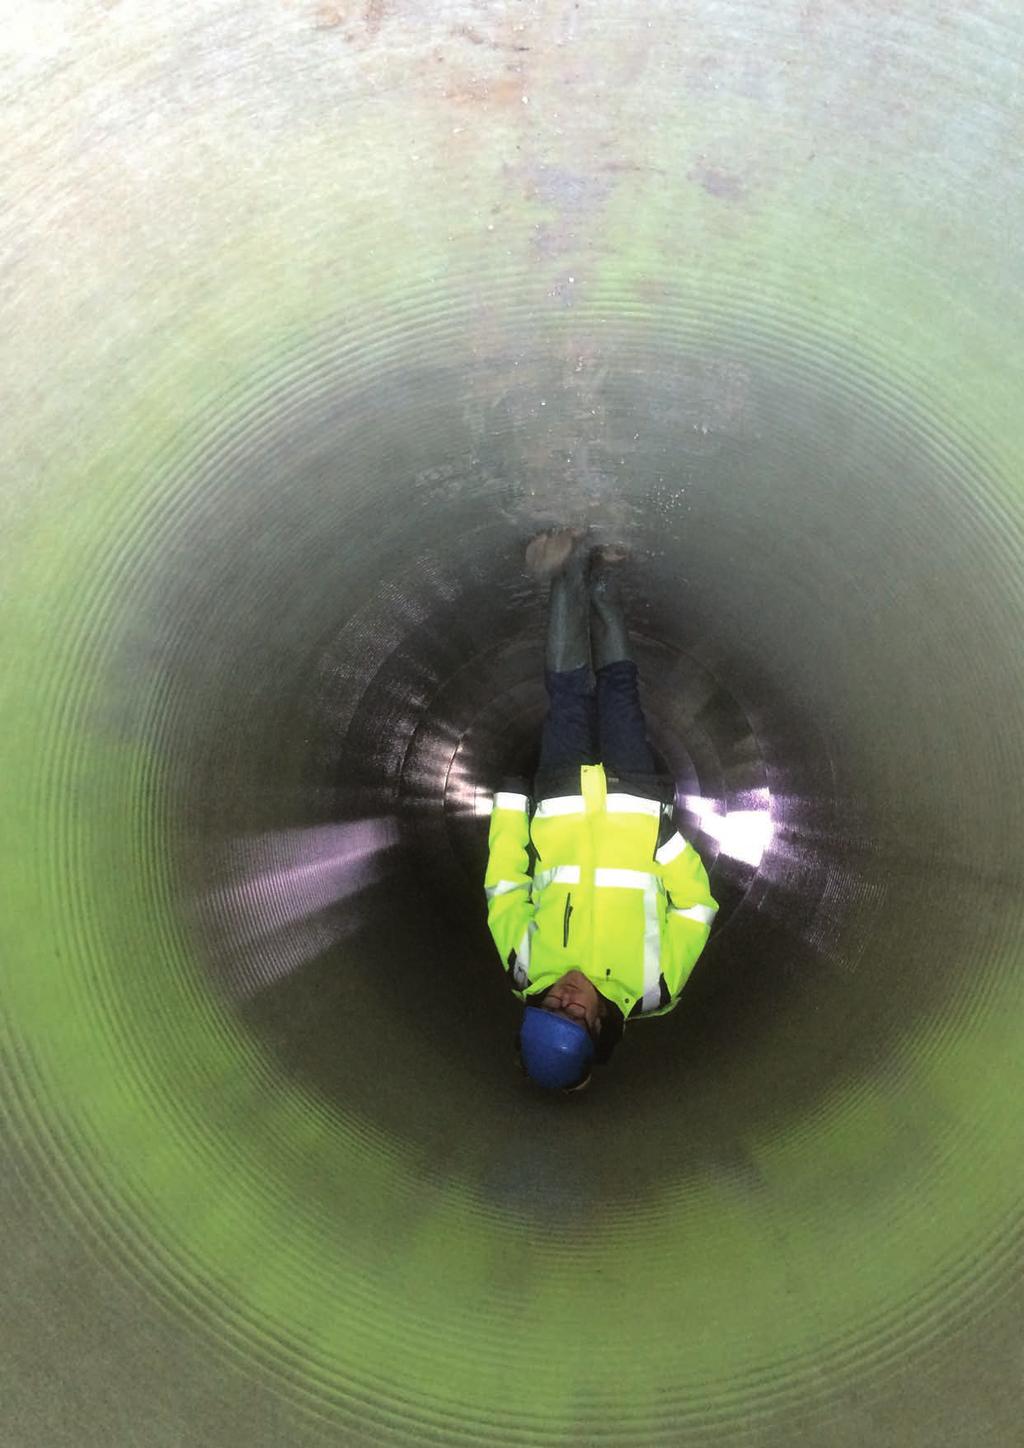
[{"x1": 484, "y1": 530, "x2": 718, "y2": 1093}]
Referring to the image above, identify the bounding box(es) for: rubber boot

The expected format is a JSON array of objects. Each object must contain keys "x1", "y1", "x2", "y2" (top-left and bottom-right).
[
  {"x1": 545, "y1": 547, "x2": 591, "y2": 673},
  {"x1": 525, "y1": 527, "x2": 584, "y2": 580},
  {"x1": 590, "y1": 551, "x2": 632, "y2": 668}
]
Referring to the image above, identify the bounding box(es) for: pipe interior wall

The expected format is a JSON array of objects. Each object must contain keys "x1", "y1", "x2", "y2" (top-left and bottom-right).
[{"x1": 2, "y1": 3, "x2": 1023, "y2": 1445}]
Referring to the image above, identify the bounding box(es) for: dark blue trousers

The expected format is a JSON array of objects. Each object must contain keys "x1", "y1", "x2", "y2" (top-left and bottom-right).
[{"x1": 538, "y1": 661, "x2": 658, "y2": 776}]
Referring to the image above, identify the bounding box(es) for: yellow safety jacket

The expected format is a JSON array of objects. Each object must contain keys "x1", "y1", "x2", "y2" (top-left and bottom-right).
[{"x1": 484, "y1": 764, "x2": 717, "y2": 1019}]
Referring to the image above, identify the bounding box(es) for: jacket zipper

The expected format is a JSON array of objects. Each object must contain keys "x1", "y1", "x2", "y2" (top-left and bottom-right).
[{"x1": 562, "y1": 893, "x2": 573, "y2": 948}]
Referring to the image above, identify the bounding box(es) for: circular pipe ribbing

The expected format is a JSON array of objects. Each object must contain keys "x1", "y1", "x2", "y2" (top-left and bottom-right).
[{"x1": 2, "y1": 4, "x2": 1023, "y2": 1445}]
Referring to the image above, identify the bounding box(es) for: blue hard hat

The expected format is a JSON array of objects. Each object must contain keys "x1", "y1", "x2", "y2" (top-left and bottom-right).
[{"x1": 519, "y1": 1006, "x2": 595, "y2": 1091}]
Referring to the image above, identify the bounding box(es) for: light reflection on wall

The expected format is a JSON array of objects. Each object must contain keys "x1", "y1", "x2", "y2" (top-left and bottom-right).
[
  {"x1": 683, "y1": 791, "x2": 774, "y2": 868},
  {"x1": 204, "y1": 818, "x2": 399, "y2": 997}
]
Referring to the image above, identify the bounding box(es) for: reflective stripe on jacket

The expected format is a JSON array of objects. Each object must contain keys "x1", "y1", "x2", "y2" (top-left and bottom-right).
[{"x1": 484, "y1": 764, "x2": 717, "y2": 1020}]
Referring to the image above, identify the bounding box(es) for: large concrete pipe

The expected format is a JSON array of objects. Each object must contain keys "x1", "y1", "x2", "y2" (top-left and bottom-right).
[{"x1": 2, "y1": 2, "x2": 1022, "y2": 1444}]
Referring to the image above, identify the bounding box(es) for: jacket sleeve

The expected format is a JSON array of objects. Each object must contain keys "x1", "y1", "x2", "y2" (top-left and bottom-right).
[
  {"x1": 483, "y1": 791, "x2": 535, "y2": 987},
  {"x1": 647, "y1": 831, "x2": 718, "y2": 1016}
]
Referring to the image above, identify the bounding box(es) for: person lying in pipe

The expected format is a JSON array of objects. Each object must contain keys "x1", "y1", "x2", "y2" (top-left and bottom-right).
[{"x1": 484, "y1": 530, "x2": 718, "y2": 1094}]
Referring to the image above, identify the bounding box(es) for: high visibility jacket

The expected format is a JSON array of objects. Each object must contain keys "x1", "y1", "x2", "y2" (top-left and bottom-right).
[{"x1": 484, "y1": 764, "x2": 718, "y2": 1020}]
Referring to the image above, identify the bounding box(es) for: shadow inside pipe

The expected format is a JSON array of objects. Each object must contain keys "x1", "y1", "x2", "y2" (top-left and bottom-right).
[{"x1": 159, "y1": 336, "x2": 1021, "y2": 1221}]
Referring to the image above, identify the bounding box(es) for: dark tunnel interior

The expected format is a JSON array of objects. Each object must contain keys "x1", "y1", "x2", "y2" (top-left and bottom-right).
[{"x1": 2, "y1": 4, "x2": 1023, "y2": 1446}]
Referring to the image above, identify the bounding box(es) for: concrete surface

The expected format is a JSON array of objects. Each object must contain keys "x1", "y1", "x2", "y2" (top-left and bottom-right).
[{"x1": 2, "y1": 2, "x2": 1022, "y2": 1444}]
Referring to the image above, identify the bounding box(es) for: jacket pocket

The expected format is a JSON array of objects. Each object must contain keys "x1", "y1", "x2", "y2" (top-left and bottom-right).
[{"x1": 562, "y1": 893, "x2": 573, "y2": 948}]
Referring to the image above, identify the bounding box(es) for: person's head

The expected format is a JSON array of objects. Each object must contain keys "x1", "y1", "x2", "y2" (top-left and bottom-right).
[{"x1": 515, "y1": 970, "x2": 623, "y2": 1092}]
